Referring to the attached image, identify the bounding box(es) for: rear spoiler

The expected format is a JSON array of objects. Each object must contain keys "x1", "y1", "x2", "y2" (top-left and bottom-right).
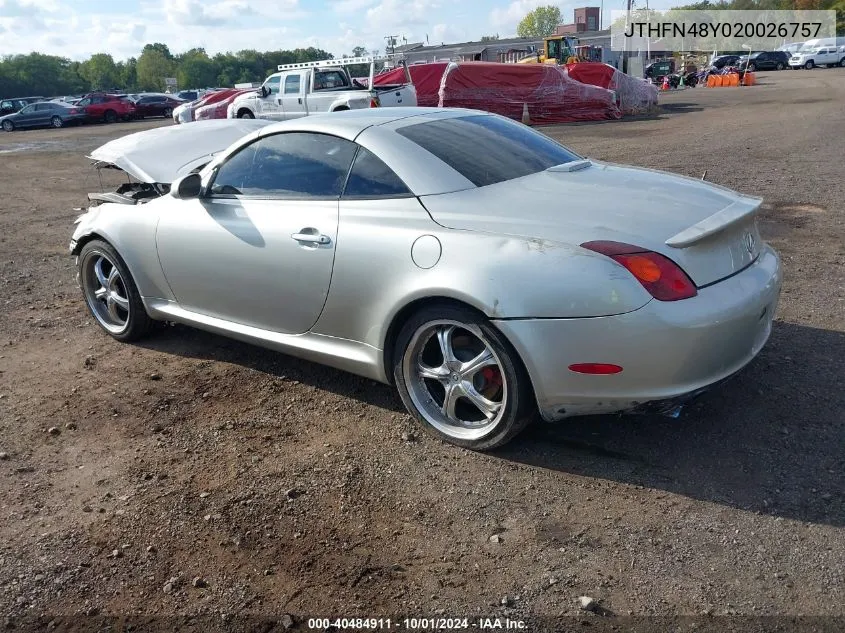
[{"x1": 665, "y1": 196, "x2": 762, "y2": 248}]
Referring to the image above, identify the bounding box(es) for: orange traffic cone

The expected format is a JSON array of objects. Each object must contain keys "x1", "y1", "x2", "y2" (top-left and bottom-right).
[{"x1": 661, "y1": 75, "x2": 670, "y2": 91}]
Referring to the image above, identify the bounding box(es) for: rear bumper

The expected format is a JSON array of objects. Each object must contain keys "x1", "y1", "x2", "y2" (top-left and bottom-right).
[{"x1": 494, "y1": 245, "x2": 782, "y2": 421}]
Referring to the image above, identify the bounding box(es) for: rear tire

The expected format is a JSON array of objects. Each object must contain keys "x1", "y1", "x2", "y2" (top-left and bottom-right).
[
  {"x1": 51, "y1": 116, "x2": 63, "y2": 128},
  {"x1": 393, "y1": 303, "x2": 535, "y2": 451},
  {"x1": 164, "y1": 107, "x2": 173, "y2": 117},
  {"x1": 775, "y1": 62, "x2": 784, "y2": 70},
  {"x1": 104, "y1": 109, "x2": 117, "y2": 123},
  {"x1": 840, "y1": 58, "x2": 845, "y2": 68},
  {"x1": 77, "y1": 240, "x2": 153, "y2": 342}
]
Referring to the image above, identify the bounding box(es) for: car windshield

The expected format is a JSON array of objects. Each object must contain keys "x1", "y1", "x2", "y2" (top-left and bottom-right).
[{"x1": 396, "y1": 114, "x2": 581, "y2": 188}]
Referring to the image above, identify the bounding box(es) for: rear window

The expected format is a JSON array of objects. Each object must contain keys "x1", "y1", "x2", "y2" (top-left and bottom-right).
[{"x1": 395, "y1": 115, "x2": 581, "y2": 187}]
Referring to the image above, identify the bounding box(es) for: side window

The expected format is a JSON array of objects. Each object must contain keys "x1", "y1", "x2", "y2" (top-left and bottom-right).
[
  {"x1": 209, "y1": 133, "x2": 357, "y2": 199},
  {"x1": 265, "y1": 75, "x2": 281, "y2": 95},
  {"x1": 36, "y1": 103, "x2": 52, "y2": 111},
  {"x1": 343, "y1": 147, "x2": 413, "y2": 198},
  {"x1": 314, "y1": 70, "x2": 346, "y2": 90},
  {"x1": 78, "y1": 98, "x2": 91, "y2": 106},
  {"x1": 208, "y1": 140, "x2": 261, "y2": 196},
  {"x1": 284, "y1": 74, "x2": 301, "y2": 94},
  {"x1": 20, "y1": 105, "x2": 35, "y2": 114}
]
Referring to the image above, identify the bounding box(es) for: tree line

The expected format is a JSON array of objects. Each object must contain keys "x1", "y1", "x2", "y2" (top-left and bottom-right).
[{"x1": 0, "y1": 43, "x2": 371, "y2": 98}]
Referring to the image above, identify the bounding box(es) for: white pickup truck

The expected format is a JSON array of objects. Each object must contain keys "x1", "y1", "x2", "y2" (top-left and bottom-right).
[
  {"x1": 227, "y1": 56, "x2": 416, "y2": 120},
  {"x1": 789, "y1": 46, "x2": 845, "y2": 69}
]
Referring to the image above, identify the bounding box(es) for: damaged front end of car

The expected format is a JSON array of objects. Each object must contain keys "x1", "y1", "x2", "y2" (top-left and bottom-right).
[{"x1": 82, "y1": 117, "x2": 273, "y2": 207}]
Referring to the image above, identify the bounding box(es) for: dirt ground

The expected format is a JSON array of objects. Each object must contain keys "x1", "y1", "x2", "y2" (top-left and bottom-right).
[{"x1": 1, "y1": 69, "x2": 843, "y2": 632}]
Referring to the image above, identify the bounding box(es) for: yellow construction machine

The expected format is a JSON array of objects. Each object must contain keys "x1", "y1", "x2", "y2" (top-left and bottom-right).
[{"x1": 518, "y1": 35, "x2": 581, "y2": 64}]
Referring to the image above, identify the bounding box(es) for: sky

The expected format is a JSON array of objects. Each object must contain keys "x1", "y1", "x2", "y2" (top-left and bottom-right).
[{"x1": 0, "y1": 0, "x2": 680, "y2": 62}]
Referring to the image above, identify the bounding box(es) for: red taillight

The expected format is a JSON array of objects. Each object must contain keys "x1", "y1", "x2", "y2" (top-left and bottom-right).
[
  {"x1": 69, "y1": 108, "x2": 78, "y2": 114},
  {"x1": 581, "y1": 240, "x2": 697, "y2": 301},
  {"x1": 568, "y1": 363, "x2": 623, "y2": 375}
]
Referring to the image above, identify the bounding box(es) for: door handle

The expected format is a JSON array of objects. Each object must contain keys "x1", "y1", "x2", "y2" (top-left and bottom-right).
[
  {"x1": 291, "y1": 231, "x2": 331, "y2": 245},
  {"x1": 298, "y1": 97, "x2": 302, "y2": 104}
]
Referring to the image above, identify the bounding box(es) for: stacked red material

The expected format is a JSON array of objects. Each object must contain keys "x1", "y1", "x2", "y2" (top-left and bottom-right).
[
  {"x1": 374, "y1": 61, "x2": 620, "y2": 124},
  {"x1": 565, "y1": 62, "x2": 658, "y2": 115}
]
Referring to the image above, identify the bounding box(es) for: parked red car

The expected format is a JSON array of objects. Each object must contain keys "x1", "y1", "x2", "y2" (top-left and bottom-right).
[
  {"x1": 132, "y1": 94, "x2": 184, "y2": 119},
  {"x1": 77, "y1": 93, "x2": 136, "y2": 123},
  {"x1": 194, "y1": 89, "x2": 255, "y2": 121}
]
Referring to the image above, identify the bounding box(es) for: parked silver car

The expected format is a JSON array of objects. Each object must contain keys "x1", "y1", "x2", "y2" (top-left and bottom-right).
[{"x1": 70, "y1": 108, "x2": 782, "y2": 450}]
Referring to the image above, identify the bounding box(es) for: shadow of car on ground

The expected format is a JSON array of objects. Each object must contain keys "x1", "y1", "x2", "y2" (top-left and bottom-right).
[{"x1": 139, "y1": 320, "x2": 845, "y2": 528}]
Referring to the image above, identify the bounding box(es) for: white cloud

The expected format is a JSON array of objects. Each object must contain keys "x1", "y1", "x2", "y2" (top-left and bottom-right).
[
  {"x1": 0, "y1": 0, "x2": 58, "y2": 17},
  {"x1": 489, "y1": 0, "x2": 556, "y2": 32},
  {"x1": 164, "y1": 0, "x2": 306, "y2": 27},
  {"x1": 431, "y1": 23, "x2": 467, "y2": 45},
  {"x1": 365, "y1": 0, "x2": 442, "y2": 29},
  {"x1": 331, "y1": 0, "x2": 378, "y2": 14}
]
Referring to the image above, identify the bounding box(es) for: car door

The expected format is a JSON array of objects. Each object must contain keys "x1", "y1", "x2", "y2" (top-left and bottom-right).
[
  {"x1": 279, "y1": 72, "x2": 307, "y2": 119},
  {"x1": 308, "y1": 70, "x2": 351, "y2": 113},
  {"x1": 34, "y1": 103, "x2": 55, "y2": 126},
  {"x1": 257, "y1": 75, "x2": 282, "y2": 119},
  {"x1": 134, "y1": 96, "x2": 152, "y2": 117},
  {"x1": 155, "y1": 131, "x2": 358, "y2": 334},
  {"x1": 14, "y1": 104, "x2": 39, "y2": 127}
]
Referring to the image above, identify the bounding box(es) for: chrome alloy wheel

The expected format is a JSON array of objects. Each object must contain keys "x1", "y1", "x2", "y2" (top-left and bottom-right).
[
  {"x1": 81, "y1": 252, "x2": 131, "y2": 334},
  {"x1": 402, "y1": 320, "x2": 508, "y2": 440}
]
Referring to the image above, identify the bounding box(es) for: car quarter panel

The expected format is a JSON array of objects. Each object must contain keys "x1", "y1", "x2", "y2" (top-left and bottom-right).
[
  {"x1": 71, "y1": 202, "x2": 174, "y2": 302},
  {"x1": 495, "y1": 245, "x2": 782, "y2": 421},
  {"x1": 312, "y1": 198, "x2": 653, "y2": 350}
]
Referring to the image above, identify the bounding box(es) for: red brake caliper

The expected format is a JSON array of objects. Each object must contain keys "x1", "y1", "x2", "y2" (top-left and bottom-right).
[{"x1": 481, "y1": 366, "x2": 503, "y2": 388}]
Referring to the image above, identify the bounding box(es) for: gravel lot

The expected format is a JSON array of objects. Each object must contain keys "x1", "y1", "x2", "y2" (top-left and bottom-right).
[{"x1": 1, "y1": 70, "x2": 843, "y2": 632}]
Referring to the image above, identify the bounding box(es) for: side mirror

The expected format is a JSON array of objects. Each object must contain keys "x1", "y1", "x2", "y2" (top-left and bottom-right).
[
  {"x1": 260, "y1": 85, "x2": 269, "y2": 98},
  {"x1": 171, "y1": 172, "x2": 202, "y2": 199}
]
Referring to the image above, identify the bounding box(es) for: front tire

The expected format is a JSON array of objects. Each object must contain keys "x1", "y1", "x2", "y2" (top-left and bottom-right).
[
  {"x1": 776, "y1": 62, "x2": 784, "y2": 70},
  {"x1": 104, "y1": 109, "x2": 117, "y2": 123},
  {"x1": 78, "y1": 240, "x2": 153, "y2": 342},
  {"x1": 237, "y1": 109, "x2": 254, "y2": 119},
  {"x1": 840, "y1": 58, "x2": 845, "y2": 68},
  {"x1": 805, "y1": 60, "x2": 814, "y2": 69},
  {"x1": 393, "y1": 304, "x2": 534, "y2": 451},
  {"x1": 2, "y1": 120, "x2": 13, "y2": 132}
]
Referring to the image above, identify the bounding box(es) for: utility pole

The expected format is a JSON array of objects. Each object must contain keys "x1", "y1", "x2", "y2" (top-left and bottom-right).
[
  {"x1": 384, "y1": 35, "x2": 398, "y2": 55},
  {"x1": 622, "y1": 0, "x2": 633, "y2": 74}
]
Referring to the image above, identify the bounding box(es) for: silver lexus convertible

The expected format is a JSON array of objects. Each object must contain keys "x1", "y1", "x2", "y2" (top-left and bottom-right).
[{"x1": 70, "y1": 108, "x2": 782, "y2": 450}]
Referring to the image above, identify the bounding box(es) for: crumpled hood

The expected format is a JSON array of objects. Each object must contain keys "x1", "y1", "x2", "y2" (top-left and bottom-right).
[{"x1": 88, "y1": 118, "x2": 272, "y2": 184}]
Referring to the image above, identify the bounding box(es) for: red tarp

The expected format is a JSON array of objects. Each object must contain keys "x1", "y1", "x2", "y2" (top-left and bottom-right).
[
  {"x1": 565, "y1": 62, "x2": 659, "y2": 115},
  {"x1": 375, "y1": 61, "x2": 620, "y2": 124}
]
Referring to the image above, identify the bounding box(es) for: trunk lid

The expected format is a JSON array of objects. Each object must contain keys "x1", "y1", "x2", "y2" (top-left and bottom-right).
[{"x1": 419, "y1": 161, "x2": 763, "y2": 287}]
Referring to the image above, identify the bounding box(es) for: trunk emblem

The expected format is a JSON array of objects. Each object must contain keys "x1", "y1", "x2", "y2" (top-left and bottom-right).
[{"x1": 744, "y1": 232, "x2": 755, "y2": 254}]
